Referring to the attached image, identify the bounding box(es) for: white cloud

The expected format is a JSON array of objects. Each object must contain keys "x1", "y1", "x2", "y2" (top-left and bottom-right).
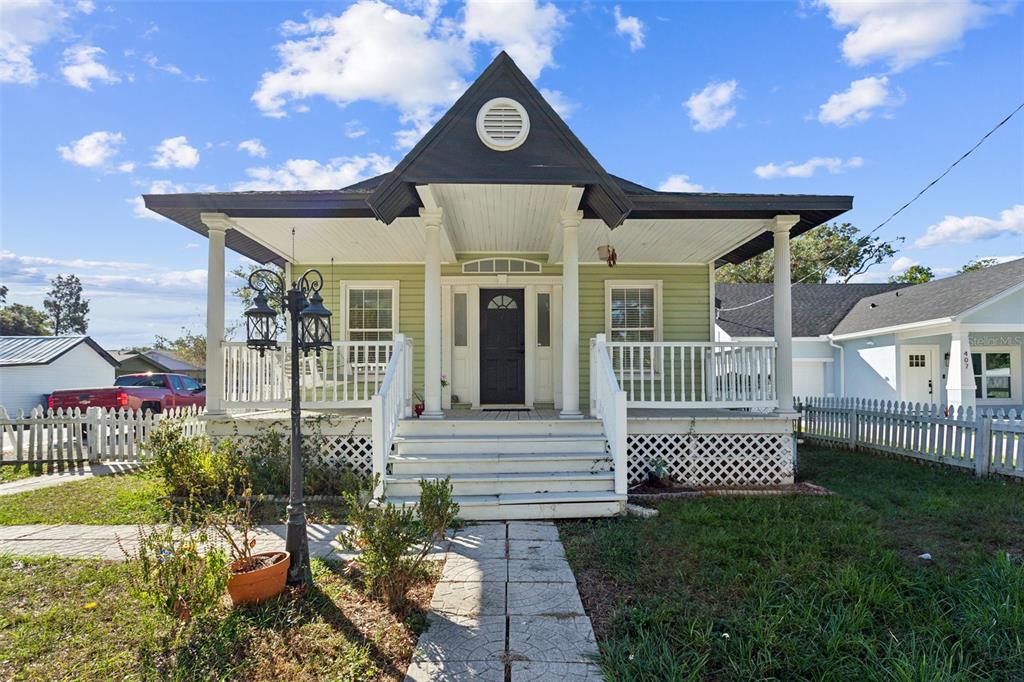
[
  {"x1": 613, "y1": 5, "x2": 645, "y2": 51},
  {"x1": 0, "y1": 249, "x2": 151, "y2": 271},
  {"x1": 151, "y1": 136, "x2": 200, "y2": 169},
  {"x1": 252, "y1": 0, "x2": 566, "y2": 148},
  {"x1": 144, "y1": 54, "x2": 206, "y2": 82},
  {"x1": 76, "y1": 0, "x2": 94, "y2": 14},
  {"x1": 237, "y1": 138, "x2": 267, "y2": 158},
  {"x1": 814, "y1": 0, "x2": 997, "y2": 72},
  {"x1": 685, "y1": 79, "x2": 738, "y2": 132},
  {"x1": 0, "y1": 0, "x2": 70, "y2": 84},
  {"x1": 233, "y1": 153, "x2": 393, "y2": 191},
  {"x1": 57, "y1": 130, "x2": 128, "y2": 169},
  {"x1": 130, "y1": 179, "x2": 187, "y2": 220},
  {"x1": 540, "y1": 88, "x2": 577, "y2": 119},
  {"x1": 915, "y1": 204, "x2": 1024, "y2": 248},
  {"x1": 817, "y1": 76, "x2": 903, "y2": 126},
  {"x1": 754, "y1": 156, "x2": 864, "y2": 179},
  {"x1": 117, "y1": 161, "x2": 135, "y2": 173},
  {"x1": 61, "y1": 44, "x2": 120, "y2": 90},
  {"x1": 657, "y1": 174, "x2": 704, "y2": 192},
  {"x1": 345, "y1": 120, "x2": 367, "y2": 138},
  {"x1": 463, "y1": 0, "x2": 566, "y2": 80}
]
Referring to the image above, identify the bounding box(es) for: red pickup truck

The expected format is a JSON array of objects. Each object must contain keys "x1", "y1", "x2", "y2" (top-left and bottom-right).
[{"x1": 48, "y1": 373, "x2": 206, "y2": 413}]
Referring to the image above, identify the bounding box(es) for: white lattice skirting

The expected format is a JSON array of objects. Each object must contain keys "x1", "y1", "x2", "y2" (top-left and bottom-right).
[
  {"x1": 627, "y1": 433, "x2": 794, "y2": 487},
  {"x1": 318, "y1": 435, "x2": 373, "y2": 478}
]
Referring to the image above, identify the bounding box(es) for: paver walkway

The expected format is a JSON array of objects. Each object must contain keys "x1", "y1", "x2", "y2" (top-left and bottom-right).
[
  {"x1": 407, "y1": 522, "x2": 602, "y2": 681},
  {"x1": 0, "y1": 462, "x2": 143, "y2": 497}
]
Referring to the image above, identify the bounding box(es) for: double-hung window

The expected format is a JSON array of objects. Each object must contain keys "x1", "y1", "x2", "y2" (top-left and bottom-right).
[
  {"x1": 971, "y1": 350, "x2": 1014, "y2": 401},
  {"x1": 343, "y1": 282, "x2": 398, "y2": 366},
  {"x1": 605, "y1": 281, "x2": 662, "y2": 371}
]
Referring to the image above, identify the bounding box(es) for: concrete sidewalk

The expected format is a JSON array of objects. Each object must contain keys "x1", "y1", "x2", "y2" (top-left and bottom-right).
[
  {"x1": 407, "y1": 522, "x2": 602, "y2": 681},
  {"x1": 0, "y1": 462, "x2": 144, "y2": 497}
]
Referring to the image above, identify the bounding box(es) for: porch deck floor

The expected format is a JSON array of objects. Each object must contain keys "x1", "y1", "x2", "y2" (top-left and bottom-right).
[{"x1": 228, "y1": 406, "x2": 785, "y2": 421}]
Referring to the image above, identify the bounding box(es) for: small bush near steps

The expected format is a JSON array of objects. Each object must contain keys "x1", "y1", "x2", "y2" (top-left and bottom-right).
[{"x1": 339, "y1": 477, "x2": 460, "y2": 613}]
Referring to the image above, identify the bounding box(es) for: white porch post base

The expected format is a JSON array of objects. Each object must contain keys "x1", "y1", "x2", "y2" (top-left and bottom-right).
[
  {"x1": 201, "y1": 213, "x2": 229, "y2": 415},
  {"x1": 772, "y1": 215, "x2": 799, "y2": 414},
  {"x1": 946, "y1": 330, "x2": 976, "y2": 411},
  {"x1": 422, "y1": 209, "x2": 444, "y2": 419},
  {"x1": 560, "y1": 212, "x2": 582, "y2": 419}
]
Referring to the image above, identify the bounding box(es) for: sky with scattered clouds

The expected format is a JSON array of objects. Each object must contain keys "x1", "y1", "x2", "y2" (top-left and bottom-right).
[{"x1": 1, "y1": 0, "x2": 1022, "y2": 348}]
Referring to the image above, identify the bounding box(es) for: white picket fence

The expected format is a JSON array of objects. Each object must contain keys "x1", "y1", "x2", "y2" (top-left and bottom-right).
[
  {"x1": 0, "y1": 405, "x2": 206, "y2": 465},
  {"x1": 798, "y1": 397, "x2": 1023, "y2": 479}
]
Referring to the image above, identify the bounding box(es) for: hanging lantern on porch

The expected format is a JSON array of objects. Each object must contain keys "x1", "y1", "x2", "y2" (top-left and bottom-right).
[
  {"x1": 597, "y1": 244, "x2": 618, "y2": 267},
  {"x1": 244, "y1": 290, "x2": 280, "y2": 356},
  {"x1": 299, "y1": 289, "x2": 333, "y2": 354}
]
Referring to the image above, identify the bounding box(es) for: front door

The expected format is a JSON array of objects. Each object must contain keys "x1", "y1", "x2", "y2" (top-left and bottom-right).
[
  {"x1": 900, "y1": 346, "x2": 938, "y2": 406},
  {"x1": 480, "y1": 289, "x2": 525, "y2": 404}
]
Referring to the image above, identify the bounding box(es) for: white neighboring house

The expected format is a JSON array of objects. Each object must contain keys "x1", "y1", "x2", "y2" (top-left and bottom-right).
[
  {"x1": 0, "y1": 336, "x2": 120, "y2": 414},
  {"x1": 716, "y1": 258, "x2": 1024, "y2": 412}
]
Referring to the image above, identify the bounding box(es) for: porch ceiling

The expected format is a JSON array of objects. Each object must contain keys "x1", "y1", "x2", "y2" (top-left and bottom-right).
[{"x1": 229, "y1": 182, "x2": 776, "y2": 265}]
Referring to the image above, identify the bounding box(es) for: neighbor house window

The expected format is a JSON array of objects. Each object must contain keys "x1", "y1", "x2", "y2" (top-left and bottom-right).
[
  {"x1": 343, "y1": 282, "x2": 399, "y2": 365},
  {"x1": 972, "y1": 351, "x2": 1013, "y2": 400}
]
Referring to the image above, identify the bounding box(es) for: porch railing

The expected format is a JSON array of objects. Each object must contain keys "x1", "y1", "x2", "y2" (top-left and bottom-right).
[
  {"x1": 371, "y1": 334, "x2": 413, "y2": 497},
  {"x1": 590, "y1": 335, "x2": 628, "y2": 495},
  {"x1": 605, "y1": 340, "x2": 777, "y2": 409},
  {"x1": 222, "y1": 340, "x2": 396, "y2": 409}
]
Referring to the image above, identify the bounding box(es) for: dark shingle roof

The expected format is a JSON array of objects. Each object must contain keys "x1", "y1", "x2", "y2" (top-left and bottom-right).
[
  {"x1": 833, "y1": 258, "x2": 1024, "y2": 335},
  {"x1": 715, "y1": 283, "x2": 909, "y2": 337},
  {"x1": 0, "y1": 336, "x2": 119, "y2": 368}
]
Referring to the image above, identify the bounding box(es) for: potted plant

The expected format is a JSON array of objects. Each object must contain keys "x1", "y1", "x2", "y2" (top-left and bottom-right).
[
  {"x1": 412, "y1": 376, "x2": 448, "y2": 418},
  {"x1": 209, "y1": 489, "x2": 290, "y2": 605}
]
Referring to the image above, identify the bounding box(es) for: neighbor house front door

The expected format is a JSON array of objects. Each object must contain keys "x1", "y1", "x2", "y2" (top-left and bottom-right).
[
  {"x1": 900, "y1": 345, "x2": 939, "y2": 406},
  {"x1": 480, "y1": 288, "x2": 525, "y2": 404}
]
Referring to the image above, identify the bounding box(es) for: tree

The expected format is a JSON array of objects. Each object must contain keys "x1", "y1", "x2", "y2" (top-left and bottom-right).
[
  {"x1": 44, "y1": 274, "x2": 89, "y2": 335},
  {"x1": 958, "y1": 258, "x2": 999, "y2": 274},
  {"x1": 0, "y1": 303, "x2": 52, "y2": 335},
  {"x1": 231, "y1": 263, "x2": 286, "y2": 337},
  {"x1": 0, "y1": 285, "x2": 7, "y2": 305},
  {"x1": 888, "y1": 264, "x2": 934, "y2": 284},
  {"x1": 152, "y1": 328, "x2": 207, "y2": 368},
  {"x1": 716, "y1": 223, "x2": 903, "y2": 284}
]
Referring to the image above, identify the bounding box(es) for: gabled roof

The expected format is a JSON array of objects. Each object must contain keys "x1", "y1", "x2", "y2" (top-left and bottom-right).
[
  {"x1": 367, "y1": 51, "x2": 632, "y2": 228},
  {"x1": 0, "y1": 336, "x2": 120, "y2": 368},
  {"x1": 142, "y1": 349, "x2": 202, "y2": 372},
  {"x1": 833, "y1": 258, "x2": 1024, "y2": 335},
  {"x1": 716, "y1": 283, "x2": 908, "y2": 337},
  {"x1": 143, "y1": 52, "x2": 852, "y2": 267}
]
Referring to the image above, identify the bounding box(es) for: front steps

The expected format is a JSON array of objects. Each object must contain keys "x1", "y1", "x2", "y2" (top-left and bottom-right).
[{"x1": 385, "y1": 417, "x2": 625, "y2": 520}]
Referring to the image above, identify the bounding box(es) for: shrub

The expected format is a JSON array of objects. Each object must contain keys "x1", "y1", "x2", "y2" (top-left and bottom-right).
[
  {"x1": 146, "y1": 420, "x2": 244, "y2": 500},
  {"x1": 120, "y1": 505, "x2": 228, "y2": 623},
  {"x1": 240, "y1": 421, "x2": 367, "y2": 498},
  {"x1": 338, "y1": 477, "x2": 459, "y2": 613}
]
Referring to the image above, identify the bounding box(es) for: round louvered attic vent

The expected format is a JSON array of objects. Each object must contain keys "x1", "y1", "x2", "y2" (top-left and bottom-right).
[{"x1": 476, "y1": 97, "x2": 530, "y2": 151}]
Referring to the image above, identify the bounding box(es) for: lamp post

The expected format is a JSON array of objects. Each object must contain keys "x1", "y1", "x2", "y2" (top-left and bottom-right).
[{"x1": 244, "y1": 268, "x2": 332, "y2": 587}]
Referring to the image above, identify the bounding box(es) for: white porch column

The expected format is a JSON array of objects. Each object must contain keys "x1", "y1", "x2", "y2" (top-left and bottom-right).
[
  {"x1": 772, "y1": 215, "x2": 800, "y2": 413},
  {"x1": 560, "y1": 211, "x2": 583, "y2": 418},
  {"x1": 946, "y1": 330, "x2": 977, "y2": 411},
  {"x1": 200, "y1": 213, "x2": 230, "y2": 415},
  {"x1": 421, "y1": 208, "x2": 444, "y2": 418}
]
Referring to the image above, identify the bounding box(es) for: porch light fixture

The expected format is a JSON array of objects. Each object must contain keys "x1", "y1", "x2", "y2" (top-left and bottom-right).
[
  {"x1": 597, "y1": 244, "x2": 618, "y2": 267},
  {"x1": 241, "y1": 267, "x2": 333, "y2": 587}
]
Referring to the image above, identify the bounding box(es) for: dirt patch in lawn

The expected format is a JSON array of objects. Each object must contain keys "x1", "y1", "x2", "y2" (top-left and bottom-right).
[{"x1": 572, "y1": 566, "x2": 634, "y2": 640}]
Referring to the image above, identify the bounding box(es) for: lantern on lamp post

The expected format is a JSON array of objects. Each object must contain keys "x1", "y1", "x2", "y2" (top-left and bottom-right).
[{"x1": 243, "y1": 267, "x2": 332, "y2": 586}]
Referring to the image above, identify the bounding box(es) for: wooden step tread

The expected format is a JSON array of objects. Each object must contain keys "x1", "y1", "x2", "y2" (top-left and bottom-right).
[
  {"x1": 393, "y1": 434, "x2": 606, "y2": 443},
  {"x1": 386, "y1": 491, "x2": 626, "y2": 507},
  {"x1": 389, "y1": 452, "x2": 611, "y2": 463},
  {"x1": 385, "y1": 471, "x2": 614, "y2": 483}
]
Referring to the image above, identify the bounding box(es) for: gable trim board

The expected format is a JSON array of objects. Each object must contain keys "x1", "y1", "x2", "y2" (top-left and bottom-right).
[{"x1": 0, "y1": 336, "x2": 119, "y2": 368}]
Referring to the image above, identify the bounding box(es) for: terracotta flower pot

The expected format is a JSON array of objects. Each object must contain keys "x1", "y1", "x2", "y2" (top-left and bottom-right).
[
  {"x1": 227, "y1": 551, "x2": 290, "y2": 606},
  {"x1": 414, "y1": 402, "x2": 425, "y2": 417}
]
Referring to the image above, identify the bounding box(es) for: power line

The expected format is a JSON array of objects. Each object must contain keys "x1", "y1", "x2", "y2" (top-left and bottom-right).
[{"x1": 718, "y1": 100, "x2": 1024, "y2": 313}]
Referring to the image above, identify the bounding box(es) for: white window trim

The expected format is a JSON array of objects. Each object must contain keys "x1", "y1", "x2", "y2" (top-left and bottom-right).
[
  {"x1": 339, "y1": 280, "x2": 401, "y2": 343},
  {"x1": 970, "y1": 345, "x2": 1019, "y2": 405},
  {"x1": 604, "y1": 280, "x2": 663, "y2": 341},
  {"x1": 462, "y1": 257, "x2": 542, "y2": 274}
]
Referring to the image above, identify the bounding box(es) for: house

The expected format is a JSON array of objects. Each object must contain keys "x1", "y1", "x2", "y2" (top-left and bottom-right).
[
  {"x1": 112, "y1": 349, "x2": 205, "y2": 383},
  {"x1": 143, "y1": 52, "x2": 853, "y2": 519},
  {"x1": 716, "y1": 258, "x2": 1024, "y2": 412},
  {"x1": 0, "y1": 336, "x2": 120, "y2": 415}
]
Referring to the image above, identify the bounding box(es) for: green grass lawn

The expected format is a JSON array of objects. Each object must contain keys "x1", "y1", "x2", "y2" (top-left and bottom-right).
[
  {"x1": 559, "y1": 447, "x2": 1024, "y2": 681},
  {"x1": 0, "y1": 472, "x2": 350, "y2": 525},
  {"x1": 0, "y1": 464, "x2": 36, "y2": 484},
  {"x1": 0, "y1": 556, "x2": 436, "y2": 681}
]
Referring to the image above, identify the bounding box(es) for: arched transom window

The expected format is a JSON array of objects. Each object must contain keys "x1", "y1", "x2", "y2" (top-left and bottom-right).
[
  {"x1": 462, "y1": 258, "x2": 541, "y2": 274},
  {"x1": 487, "y1": 295, "x2": 519, "y2": 310}
]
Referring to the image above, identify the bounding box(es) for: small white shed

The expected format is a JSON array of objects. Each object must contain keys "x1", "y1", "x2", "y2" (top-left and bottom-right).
[{"x1": 0, "y1": 336, "x2": 120, "y2": 415}]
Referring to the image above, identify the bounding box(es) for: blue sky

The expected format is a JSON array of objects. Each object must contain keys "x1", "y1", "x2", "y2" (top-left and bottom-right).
[{"x1": 1, "y1": 0, "x2": 1022, "y2": 348}]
